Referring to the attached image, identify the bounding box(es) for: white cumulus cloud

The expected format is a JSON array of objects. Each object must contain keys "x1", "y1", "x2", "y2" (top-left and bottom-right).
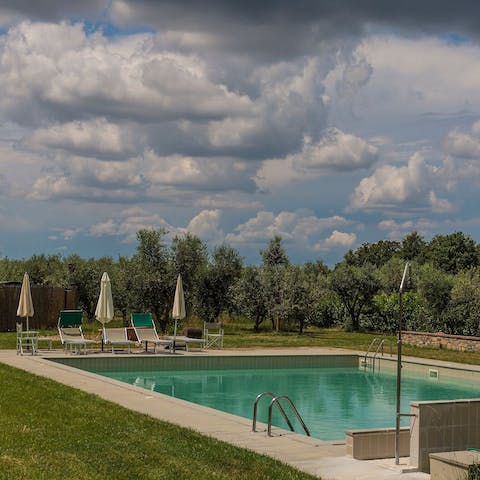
[
  {"x1": 206, "y1": 57, "x2": 330, "y2": 158},
  {"x1": 443, "y1": 120, "x2": 480, "y2": 159},
  {"x1": 25, "y1": 118, "x2": 141, "y2": 159},
  {"x1": 145, "y1": 150, "x2": 257, "y2": 193},
  {"x1": 378, "y1": 218, "x2": 438, "y2": 240},
  {"x1": 351, "y1": 36, "x2": 480, "y2": 120},
  {"x1": 89, "y1": 219, "x2": 118, "y2": 237},
  {"x1": 292, "y1": 128, "x2": 378, "y2": 173},
  {"x1": 88, "y1": 208, "x2": 224, "y2": 244},
  {"x1": 325, "y1": 230, "x2": 357, "y2": 247},
  {"x1": 226, "y1": 210, "x2": 350, "y2": 252},
  {"x1": 29, "y1": 156, "x2": 144, "y2": 201},
  {"x1": 184, "y1": 209, "x2": 224, "y2": 242},
  {"x1": 349, "y1": 153, "x2": 454, "y2": 213},
  {"x1": 89, "y1": 208, "x2": 175, "y2": 243},
  {"x1": 258, "y1": 129, "x2": 378, "y2": 189},
  {"x1": 51, "y1": 226, "x2": 83, "y2": 240},
  {"x1": 0, "y1": 21, "x2": 252, "y2": 125},
  {"x1": 314, "y1": 230, "x2": 357, "y2": 251}
]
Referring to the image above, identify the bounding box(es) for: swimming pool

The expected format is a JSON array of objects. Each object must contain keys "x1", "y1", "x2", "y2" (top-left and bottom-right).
[{"x1": 51, "y1": 354, "x2": 480, "y2": 440}]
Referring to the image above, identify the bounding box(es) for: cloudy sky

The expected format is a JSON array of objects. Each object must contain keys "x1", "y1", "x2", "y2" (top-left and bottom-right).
[{"x1": 1, "y1": 1, "x2": 480, "y2": 265}]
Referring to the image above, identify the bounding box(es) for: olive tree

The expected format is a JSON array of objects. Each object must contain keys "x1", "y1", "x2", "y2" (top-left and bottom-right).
[
  {"x1": 329, "y1": 263, "x2": 380, "y2": 331},
  {"x1": 344, "y1": 240, "x2": 400, "y2": 268},
  {"x1": 196, "y1": 244, "x2": 243, "y2": 322},
  {"x1": 426, "y1": 232, "x2": 478, "y2": 274},
  {"x1": 132, "y1": 229, "x2": 173, "y2": 332},
  {"x1": 261, "y1": 236, "x2": 289, "y2": 330},
  {"x1": 444, "y1": 270, "x2": 480, "y2": 335},
  {"x1": 109, "y1": 255, "x2": 137, "y2": 325},
  {"x1": 233, "y1": 265, "x2": 268, "y2": 331},
  {"x1": 400, "y1": 231, "x2": 427, "y2": 262},
  {"x1": 415, "y1": 263, "x2": 454, "y2": 332},
  {"x1": 279, "y1": 265, "x2": 310, "y2": 334},
  {"x1": 171, "y1": 233, "x2": 208, "y2": 316}
]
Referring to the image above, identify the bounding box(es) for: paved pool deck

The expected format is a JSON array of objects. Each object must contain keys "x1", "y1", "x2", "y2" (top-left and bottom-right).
[{"x1": 0, "y1": 346, "x2": 435, "y2": 480}]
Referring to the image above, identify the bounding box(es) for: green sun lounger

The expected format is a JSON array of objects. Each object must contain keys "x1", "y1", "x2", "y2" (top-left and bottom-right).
[
  {"x1": 131, "y1": 313, "x2": 172, "y2": 353},
  {"x1": 58, "y1": 310, "x2": 95, "y2": 354}
]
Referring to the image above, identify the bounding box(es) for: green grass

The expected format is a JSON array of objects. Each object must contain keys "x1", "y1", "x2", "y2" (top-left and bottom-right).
[{"x1": 0, "y1": 363, "x2": 317, "y2": 480}]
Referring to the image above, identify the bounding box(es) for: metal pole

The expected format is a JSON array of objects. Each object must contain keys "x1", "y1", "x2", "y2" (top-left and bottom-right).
[
  {"x1": 395, "y1": 262, "x2": 409, "y2": 465},
  {"x1": 173, "y1": 319, "x2": 178, "y2": 353},
  {"x1": 395, "y1": 289, "x2": 403, "y2": 464}
]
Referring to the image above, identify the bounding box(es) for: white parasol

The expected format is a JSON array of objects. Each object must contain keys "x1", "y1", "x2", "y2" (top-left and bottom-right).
[
  {"x1": 17, "y1": 272, "x2": 34, "y2": 332},
  {"x1": 172, "y1": 274, "x2": 186, "y2": 352},
  {"x1": 95, "y1": 272, "x2": 114, "y2": 325}
]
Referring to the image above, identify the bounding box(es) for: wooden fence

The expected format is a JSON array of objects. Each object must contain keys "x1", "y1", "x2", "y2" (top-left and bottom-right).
[{"x1": 0, "y1": 282, "x2": 79, "y2": 331}]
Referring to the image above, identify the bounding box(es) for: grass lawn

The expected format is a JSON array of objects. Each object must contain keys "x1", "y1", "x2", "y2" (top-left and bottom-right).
[{"x1": 0, "y1": 362, "x2": 317, "y2": 480}]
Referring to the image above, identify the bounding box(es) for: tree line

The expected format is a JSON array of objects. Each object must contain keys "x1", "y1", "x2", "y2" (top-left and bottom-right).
[{"x1": 1, "y1": 229, "x2": 480, "y2": 336}]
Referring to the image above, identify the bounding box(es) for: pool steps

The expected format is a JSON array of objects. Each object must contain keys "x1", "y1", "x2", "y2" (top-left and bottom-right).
[
  {"x1": 252, "y1": 391, "x2": 310, "y2": 437},
  {"x1": 362, "y1": 337, "x2": 392, "y2": 369}
]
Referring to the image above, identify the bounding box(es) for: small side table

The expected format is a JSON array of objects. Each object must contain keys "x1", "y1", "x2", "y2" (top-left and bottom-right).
[
  {"x1": 36, "y1": 335, "x2": 53, "y2": 350},
  {"x1": 17, "y1": 331, "x2": 38, "y2": 355}
]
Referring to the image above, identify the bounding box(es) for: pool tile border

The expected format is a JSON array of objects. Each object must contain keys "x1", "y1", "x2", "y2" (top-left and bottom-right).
[{"x1": 48, "y1": 352, "x2": 359, "y2": 372}]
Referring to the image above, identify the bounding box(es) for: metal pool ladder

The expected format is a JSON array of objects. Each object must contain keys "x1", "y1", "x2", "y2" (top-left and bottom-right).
[
  {"x1": 252, "y1": 392, "x2": 310, "y2": 437},
  {"x1": 362, "y1": 337, "x2": 392, "y2": 369}
]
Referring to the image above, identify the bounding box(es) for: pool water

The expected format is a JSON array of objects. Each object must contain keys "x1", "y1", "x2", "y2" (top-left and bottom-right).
[{"x1": 99, "y1": 366, "x2": 480, "y2": 440}]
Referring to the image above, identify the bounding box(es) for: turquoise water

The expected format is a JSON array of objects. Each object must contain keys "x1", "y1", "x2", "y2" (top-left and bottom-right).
[{"x1": 100, "y1": 366, "x2": 480, "y2": 440}]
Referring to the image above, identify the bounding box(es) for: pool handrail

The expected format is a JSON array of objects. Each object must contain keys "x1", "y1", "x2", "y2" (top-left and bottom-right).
[
  {"x1": 267, "y1": 395, "x2": 310, "y2": 437},
  {"x1": 364, "y1": 337, "x2": 379, "y2": 365},
  {"x1": 364, "y1": 337, "x2": 392, "y2": 369},
  {"x1": 373, "y1": 338, "x2": 392, "y2": 364},
  {"x1": 252, "y1": 392, "x2": 294, "y2": 433}
]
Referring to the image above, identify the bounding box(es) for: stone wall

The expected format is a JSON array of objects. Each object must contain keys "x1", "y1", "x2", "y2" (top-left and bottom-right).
[{"x1": 403, "y1": 330, "x2": 480, "y2": 352}]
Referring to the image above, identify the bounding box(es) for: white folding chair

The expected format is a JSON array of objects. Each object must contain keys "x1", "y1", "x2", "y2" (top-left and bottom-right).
[{"x1": 203, "y1": 322, "x2": 224, "y2": 349}]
